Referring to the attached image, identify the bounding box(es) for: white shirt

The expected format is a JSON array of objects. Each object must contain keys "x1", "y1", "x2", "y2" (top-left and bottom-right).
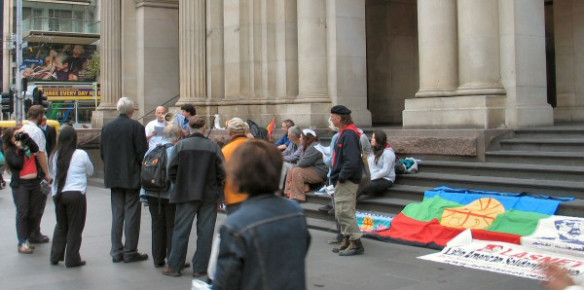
[
  {"x1": 50, "y1": 150, "x2": 94, "y2": 196},
  {"x1": 22, "y1": 120, "x2": 46, "y2": 153},
  {"x1": 145, "y1": 119, "x2": 167, "y2": 149}
]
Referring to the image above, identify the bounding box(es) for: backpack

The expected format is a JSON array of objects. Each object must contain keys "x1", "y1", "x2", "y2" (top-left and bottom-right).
[
  {"x1": 246, "y1": 119, "x2": 269, "y2": 140},
  {"x1": 141, "y1": 143, "x2": 173, "y2": 192}
]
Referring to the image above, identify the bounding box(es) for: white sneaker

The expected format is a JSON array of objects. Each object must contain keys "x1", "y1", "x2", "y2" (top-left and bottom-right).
[
  {"x1": 315, "y1": 185, "x2": 328, "y2": 196},
  {"x1": 325, "y1": 185, "x2": 335, "y2": 196}
]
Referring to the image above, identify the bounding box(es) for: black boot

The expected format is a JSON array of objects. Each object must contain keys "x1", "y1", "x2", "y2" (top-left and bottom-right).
[
  {"x1": 332, "y1": 236, "x2": 349, "y2": 253},
  {"x1": 339, "y1": 239, "x2": 365, "y2": 256}
]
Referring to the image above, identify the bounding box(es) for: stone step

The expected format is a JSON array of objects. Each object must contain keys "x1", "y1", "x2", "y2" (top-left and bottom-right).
[
  {"x1": 499, "y1": 138, "x2": 584, "y2": 152},
  {"x1": 419, "y1": 160, "x2": 584, "y2": 182},
  {"x1": 485, "y1": 150, "x2": 584, "y2": 166},
  {"x1": 512, "y1": 127, "x2": 584, "y2": 139},
  {"x1": 396, "y1": 172, "x2": 584, "y2": 198}
]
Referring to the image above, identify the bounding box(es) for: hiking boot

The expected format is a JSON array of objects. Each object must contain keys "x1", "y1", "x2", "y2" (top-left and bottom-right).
[
  {"x1": 331, "y1": 236, "x2": 349, "y2": 253},
  {"x1": 339, "y1": 239, "x2": 365, "y2": 256},
  {"x1": 318, "y1": 204, "x2": 333, "y2": 213}
]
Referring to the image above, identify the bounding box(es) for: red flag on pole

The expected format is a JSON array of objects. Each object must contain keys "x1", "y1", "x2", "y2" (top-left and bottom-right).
[{"x1": 266, "y1": 117, "x2": 276, "y2": 139}]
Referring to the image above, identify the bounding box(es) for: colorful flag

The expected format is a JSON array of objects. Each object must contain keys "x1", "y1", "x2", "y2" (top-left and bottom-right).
[
  {"x1": 266, "y1": 117, "x2": 276, "y2": 139},
  {"x1": 372, "y1": 187, "x2": 564, "y2": 249}
]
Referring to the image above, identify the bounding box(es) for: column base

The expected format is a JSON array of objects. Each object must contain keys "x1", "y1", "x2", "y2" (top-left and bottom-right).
[
  {"x1": 506, "y1": 104, "x2": 553, "y2": 128},
  {"x1": 91, "y1": 110, "x2": 120, "y2": 129},
  {"x1": 554, "y1": 106, "x2": 584, "y2": 123},
  {"x1": 403, "y1": 95, "x2": 506, "y2": 129}
]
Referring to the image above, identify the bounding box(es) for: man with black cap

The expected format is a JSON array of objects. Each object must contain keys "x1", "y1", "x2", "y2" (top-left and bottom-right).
[{"x1": 328, "y1": 105, "x2": 365, "y2": 256}]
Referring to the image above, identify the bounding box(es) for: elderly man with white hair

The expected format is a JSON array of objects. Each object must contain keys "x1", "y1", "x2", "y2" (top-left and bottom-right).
[{"x1": 101, "y1": 97, "x2": 149, "y2": 263}]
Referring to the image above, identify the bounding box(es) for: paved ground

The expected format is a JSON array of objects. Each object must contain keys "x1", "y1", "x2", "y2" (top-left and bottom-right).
[{"x1": 0, "y1": 179, "x2": 543, "y2": 290}]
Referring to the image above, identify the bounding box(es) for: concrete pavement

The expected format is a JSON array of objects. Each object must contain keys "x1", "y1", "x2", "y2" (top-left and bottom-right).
[{"x1": 0, "y1": 179, "x2": 541, "y2": 290}]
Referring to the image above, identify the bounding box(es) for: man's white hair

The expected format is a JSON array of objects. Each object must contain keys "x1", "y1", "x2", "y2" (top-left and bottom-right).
[{"x1": 117, "y1": 97, "x2": 134, "y2": 114}]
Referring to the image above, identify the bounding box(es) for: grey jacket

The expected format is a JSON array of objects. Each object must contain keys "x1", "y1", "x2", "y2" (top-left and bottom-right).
[{"x1": 296, "y1": 142, "x2": 328, "y2": 178}]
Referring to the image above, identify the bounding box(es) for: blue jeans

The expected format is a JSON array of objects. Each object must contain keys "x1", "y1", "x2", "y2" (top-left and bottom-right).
[{"x1": 167, "y1": 200, "x2": 217, "y2": 272}]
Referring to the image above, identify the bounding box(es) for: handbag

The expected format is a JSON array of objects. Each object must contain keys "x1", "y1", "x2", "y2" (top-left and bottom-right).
[{"x1": 0, "y1": 151, "x2": 5, "y2": 166}]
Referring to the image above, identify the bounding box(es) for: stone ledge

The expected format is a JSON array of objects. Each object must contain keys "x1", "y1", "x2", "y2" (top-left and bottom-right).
[{"x1": 389, "y1": 136, "x2": 477, "y2": 156}]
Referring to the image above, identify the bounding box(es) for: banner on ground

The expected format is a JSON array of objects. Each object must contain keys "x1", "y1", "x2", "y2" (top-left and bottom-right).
[
  {"x1": 418, "y1": 231, "x2": 584, "y2": 280},
  {"x1": 522, "y1": 215, "x2": 584, "y2": 258}
]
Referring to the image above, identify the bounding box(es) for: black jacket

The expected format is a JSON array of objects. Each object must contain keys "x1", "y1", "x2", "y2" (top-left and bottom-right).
[
  {"x1": 5, "y1": 133, "x2": 41, "y2": 187},
  {"x1": 330, "y1": 124, "x2": 363, "y2": 185},
  {"x1": 168, "y1": 133, "x2": 225, "y2": 204},
  {"x1": 100, "y1": 114, "x2": 148, "y2": 189}
]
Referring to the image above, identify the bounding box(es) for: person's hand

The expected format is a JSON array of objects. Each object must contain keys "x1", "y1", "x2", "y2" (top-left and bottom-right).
[
  {"x1": 540, "y1": 262, "x2": 576, "y2": 290},
  {"x1": 151, "y1": 130, "x2": 157, "y2": 136},
  {"x1": 45, "y1": 175, "x2": 53, "y2": 184}
]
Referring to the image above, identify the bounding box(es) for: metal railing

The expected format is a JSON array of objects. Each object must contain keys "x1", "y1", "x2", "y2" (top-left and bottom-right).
[{"x1": 23, "y1": 16, "x2": 99, "y2": 34}]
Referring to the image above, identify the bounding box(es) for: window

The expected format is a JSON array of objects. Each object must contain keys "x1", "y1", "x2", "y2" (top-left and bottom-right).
[{"x1": 48, "y1": 9, "x2": 72, "y2": 32}]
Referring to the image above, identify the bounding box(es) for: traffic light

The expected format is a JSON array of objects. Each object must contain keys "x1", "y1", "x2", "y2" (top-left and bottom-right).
[
  {"x1": 24, "y1": 99, "x2": 32, "y2": 114},
  {"x1": 32, "y1": 87, "x2": 49, "y2": 108},
  {"x1": 1, "y1": 91, "x2": 14, "y2": 114}
]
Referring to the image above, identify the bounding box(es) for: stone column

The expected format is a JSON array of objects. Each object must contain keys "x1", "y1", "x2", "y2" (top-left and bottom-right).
[
  {"x1": 97, "y1": 0, "x2": 122, "y2": 110},
  {"x1": 499, "y1": 0, "x2": 552, "y2": 127},
  {"x1": 92, "y1": 0, "x2": 122, "y2": 128},
  {"x1": 416, "y1": 0, "x2": 457, "y2": 97},
  {"x1": 457, "y1": 0, "x2": 504, "y2": 95},
  {"x1": 297, "y1": 0, "x2": 328, "y2": 101},
  {"x1": 177, "y1": 0, "x2": 206, "y2": 104}
]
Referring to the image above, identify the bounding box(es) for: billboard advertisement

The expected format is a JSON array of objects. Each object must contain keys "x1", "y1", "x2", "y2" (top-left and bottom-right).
[{"x1": 22, "y1": 42, "x2": 98, "y2": 82}]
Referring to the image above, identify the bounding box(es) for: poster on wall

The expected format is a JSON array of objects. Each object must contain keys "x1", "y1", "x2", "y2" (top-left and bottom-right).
[{"x1": 22, "y1": 42, "x2": 98, "y2": 82}]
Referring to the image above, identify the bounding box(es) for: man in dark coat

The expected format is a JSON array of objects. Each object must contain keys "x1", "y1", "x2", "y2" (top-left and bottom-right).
[
  {"x1": 41, "y1": 118, "x2": 57, "y2": 157},
  {"x1": 100, "y1": 97, "x2": 149, "y2": 263},
  {"x1": 329, "y1": 105, "x2": 365, "y2": 256},
  {"x1": 162, "y1": 116, "x2": 225, "y2": 277}
]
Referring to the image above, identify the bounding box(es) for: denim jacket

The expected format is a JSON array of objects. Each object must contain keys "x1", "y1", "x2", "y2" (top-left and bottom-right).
[{"x1": 214, "y1": 194, "x2": 311, "y2": 290}]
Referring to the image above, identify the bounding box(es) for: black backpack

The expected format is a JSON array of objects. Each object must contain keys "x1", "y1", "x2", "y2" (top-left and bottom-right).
[
  {"x1": 246, "y1": 119, "x2": 269, "y2": 140},
  {"x1": 141, "y1": 143, "x2": 173, "y2": 192}
]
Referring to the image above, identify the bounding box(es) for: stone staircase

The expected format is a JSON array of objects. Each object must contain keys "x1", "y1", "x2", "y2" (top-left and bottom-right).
[{"x1": 302, "y1": 124, "x2": 584, "y2": 232}]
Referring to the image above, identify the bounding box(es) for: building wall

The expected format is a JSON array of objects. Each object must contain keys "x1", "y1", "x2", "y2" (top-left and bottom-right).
[{"x1": 366, "y1": 0, "x2": 418, "y2": 125}]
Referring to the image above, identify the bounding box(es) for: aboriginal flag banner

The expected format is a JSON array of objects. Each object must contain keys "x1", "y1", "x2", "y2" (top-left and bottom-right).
[{"x1": 375, "y1": 187, "x2": 566, "y2": 249}]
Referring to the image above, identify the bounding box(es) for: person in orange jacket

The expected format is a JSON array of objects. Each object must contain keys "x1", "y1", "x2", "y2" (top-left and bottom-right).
[{"x1": 221, "y1": 118, "x2": 252, "y2": 214}]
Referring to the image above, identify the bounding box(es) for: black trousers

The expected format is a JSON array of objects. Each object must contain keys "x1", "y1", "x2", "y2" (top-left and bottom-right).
[
  {"x1": 11, "y1": 179, "x2": 43, "y2": 245},
  {"x1": 357, "y1": 178, "x2": 393, "y2": 197},
  {"x1": 110, "y1": 188, "x2": 141, "y2": 259},
  {"x1": 145, "y1": 196, "x2": 176, "y2": 265},
  {"x1": 50, "y1": 192, "x2": 86, "y2": 266}
]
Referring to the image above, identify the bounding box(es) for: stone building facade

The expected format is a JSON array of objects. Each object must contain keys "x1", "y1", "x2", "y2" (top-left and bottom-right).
[{"x1": 95, "y1": 0, "x2": 584, "y2": 129}]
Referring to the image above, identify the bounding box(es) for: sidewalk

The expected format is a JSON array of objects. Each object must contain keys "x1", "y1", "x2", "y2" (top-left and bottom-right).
[{"x1": 0, "y1": 180, "x2": 539, "y2": 290}]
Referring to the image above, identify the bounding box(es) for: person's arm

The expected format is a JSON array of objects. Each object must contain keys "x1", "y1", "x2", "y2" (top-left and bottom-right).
[
  {"x1": 285, "y1": 145, "x2": 303, "y2": 164},
  {"x1": 167, "y1": 144, "x2": 179, "y2": 182},
  {"x1": 37, "y1": 151, "x2": 51, "y2": 182},
  {"x1": 540, "y1": 262, "x2": 581, "y2": 290},
  {"x1": 215, "y1": 146, "x2": 226, "y2": 202},
  {"x1": 145, "y1": 123, "x2": 156, "y2": 141},
  {"x1": 82, "y1": 150, "x2": 94, "y2": 177},
  {"x1": 214, "y1": 225, "x2": 245, "y2": 290},
  {"x1": 5, "y1": 148, "x2": 25, "y2": 171},
  {"x1": 296, "y1": 146, "x2": 322, "y2": 168},
  {"x1": 136, "y1": 124, "x2": 148, "y2": 165}
]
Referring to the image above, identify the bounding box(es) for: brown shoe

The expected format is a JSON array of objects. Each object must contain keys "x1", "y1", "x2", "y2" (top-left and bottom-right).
[
  {"x1": 332, "y1": 236, "x2": 349, "y2": 253},
  {"x1": 339, "y1": 239, "x2": 365, "y2": 256},
  {"x1": 162, "y1": 266, "x2": 181, "y2": 277},
  {"x1": 18, "y1": 243, "x2": 34, "y2": 254}
]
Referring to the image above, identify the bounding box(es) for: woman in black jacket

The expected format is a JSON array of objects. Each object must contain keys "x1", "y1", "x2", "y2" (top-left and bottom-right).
[{"x1": 4, "y1": 127, "x2": 42, "y2": 254}]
